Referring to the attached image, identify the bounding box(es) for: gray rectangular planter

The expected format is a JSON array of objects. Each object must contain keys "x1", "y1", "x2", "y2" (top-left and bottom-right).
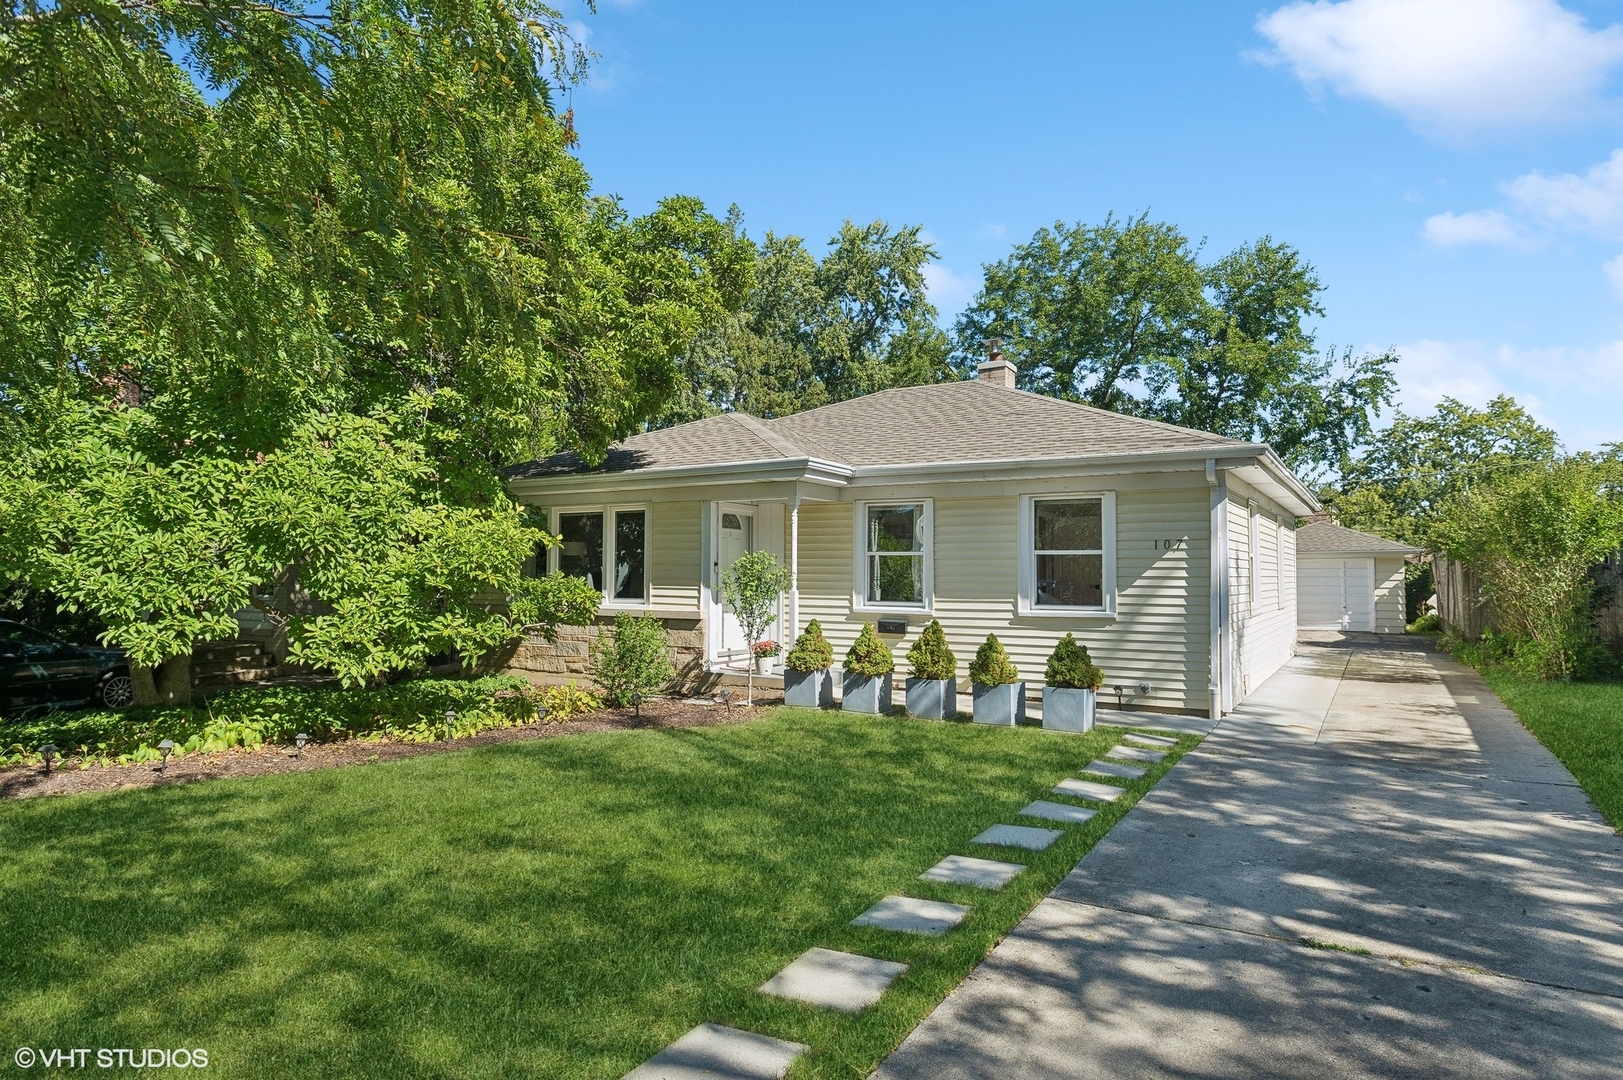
[
  {"x1": 842, "y1": 672, "x2": 893, "y2": 714},
  {"x1": 972, "y1": 681, "x2": 1026, "y2": 726},
  {"x1": 906, "y1": 678, "x2": 958, "y2": 720},
  {"x1": 784, "y1": 668, "x2": 834, "y2": 708},
  {"x1": 1042, "y1": 686, "x2": 1097, "y2": 732}
]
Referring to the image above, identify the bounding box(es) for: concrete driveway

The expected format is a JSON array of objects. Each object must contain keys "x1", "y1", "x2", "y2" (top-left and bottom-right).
[{"x1": 876, "y1": 636, "x2": 1623, "y2": 1080}]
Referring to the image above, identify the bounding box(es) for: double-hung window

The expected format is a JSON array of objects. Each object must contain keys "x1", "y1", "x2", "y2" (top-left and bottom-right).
[
  {"x1": 1019, "y1": 493, "x2": 1115, "y2": 615},
  {"x1": 543, "y1": 506, "x2": 648, "y2": 605},
  {"x1": 855, "y1": 501, "x2": 931, "y2": 610}
]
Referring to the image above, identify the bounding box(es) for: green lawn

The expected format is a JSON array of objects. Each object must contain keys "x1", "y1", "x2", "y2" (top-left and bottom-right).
[
  {"x1": 0, "y1": 708, "x2": 1193, "y2": 1079},
  {"x1": 1484, "y1": 672, "x2": 1623, "y2": 830}
]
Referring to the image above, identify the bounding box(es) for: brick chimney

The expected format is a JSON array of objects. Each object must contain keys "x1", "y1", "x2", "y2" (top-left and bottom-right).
[{"x1": 977, "y1": 337, "x2": 1017, "y2": 389}]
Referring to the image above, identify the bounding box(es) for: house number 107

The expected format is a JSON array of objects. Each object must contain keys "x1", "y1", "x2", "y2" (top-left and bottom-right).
[{"x1": 1153, "y1": 539, "x2": 1187, "y2": 550}]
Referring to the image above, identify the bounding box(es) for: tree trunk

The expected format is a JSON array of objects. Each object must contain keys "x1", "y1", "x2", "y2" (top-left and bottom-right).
[{"x1": 131, "y1": 653, "x2": 194, "y2": 707}]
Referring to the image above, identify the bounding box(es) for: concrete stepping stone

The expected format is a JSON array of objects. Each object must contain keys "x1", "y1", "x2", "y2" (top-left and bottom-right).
[
  {"x1": 919, "y1": 855, "x2": 1025, "y2": 890},
  {"x1": 1123, "y1": 732, "x2": 1176, "y2": 748},
  {"x1": 1052, "y1": 777, "x2": 1127, "y2": 803},
  {"x1": 759, "y1": 947, "x2": 907, "y2": 1013},
  {"x1": 622, "y1": 1022, "x2": 807, "y2": 1080},
  {"x1": 851, "y1": 895, "x2": 972, "y2": 936},
  {"x1": 1106, "y1": 744, "x2": 1166, "y2": 764},
  {"x1": 971, "y1": 823, "x2": 1065, "y2": 850},
  {"x1": 1082, "y1": 759, "x2": 1147, "y2": 780},
  {"x1": 1018, "y1": 799, "x2": 1098, "y2": 826}
]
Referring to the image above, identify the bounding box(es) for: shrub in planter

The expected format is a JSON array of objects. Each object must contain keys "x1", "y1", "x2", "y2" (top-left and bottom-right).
[
  {"x1": 1042, "y1": 633, "x2": 1103, "y2": 732},
  {"x1": 905, "y1": 619, "x2": 958, "y2": 720},
  {"x1": 783, "y1": 620, "x2": 835, "y2": 708},
  {"x1": 589, "y1": 613, "x2": 675, "y2": 707},
  {"x1": 842, "y1": 623, "x2": 894, "y2": 714},
  {"x1": 969, "y1": 633, "x2": 1024, "y2": 726}
]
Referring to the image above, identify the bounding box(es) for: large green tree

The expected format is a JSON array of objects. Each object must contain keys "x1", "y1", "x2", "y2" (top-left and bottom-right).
[
  {"x1": 660, "y1": 219, "x2": 952, "y2": 424},
  {"x1": 952, "y1": 215, "x2": 1396, "y2": 477},
  {"x1": 1329, "y1": 396, "x2": 1560, "y2": 545},
  {"x1": 0, "y1": 0, "x2": 751, "y2": 701}
]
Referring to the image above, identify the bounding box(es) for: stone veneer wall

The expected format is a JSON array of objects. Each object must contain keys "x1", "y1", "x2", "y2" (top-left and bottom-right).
[{"x1": 497, "y1": 614, "x2": 709, "y2": 692}]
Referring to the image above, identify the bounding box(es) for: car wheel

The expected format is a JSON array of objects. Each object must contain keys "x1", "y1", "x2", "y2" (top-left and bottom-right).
[{"x1": 98, "y1": 672, "x2": 135, "y2": 709}]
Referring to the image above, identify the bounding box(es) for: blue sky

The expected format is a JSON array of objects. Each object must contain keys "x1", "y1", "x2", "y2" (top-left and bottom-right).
[{"x1": 562, "y1": 0, "x2": 1623, "y2": 450}]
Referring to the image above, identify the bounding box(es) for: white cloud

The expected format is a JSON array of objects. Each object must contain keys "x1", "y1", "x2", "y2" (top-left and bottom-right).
[
  {"x1": 1421, "y1": 209, "x2": 1526, "y2": 248},
  {"x1": 921, "y1": 263, "x2": 977, "y2": 316},
  {"x1": 1255, "y1": 0, "x2": 1623, "y2": 136},
  {"x1": 1387, "y1": 338, "x2": 1623, "y2": 449},
  {"x1": 1504, "y1": 149, "x2": 1623, "y2": 235},
  {"x1": 1605, "y1": 254, "x2": 1623, "y2": 299}
]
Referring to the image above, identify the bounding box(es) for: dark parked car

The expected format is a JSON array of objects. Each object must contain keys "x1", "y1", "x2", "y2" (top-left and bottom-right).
[{"x1": 0, "y1": 620, "x2": 133, "y2": 715}]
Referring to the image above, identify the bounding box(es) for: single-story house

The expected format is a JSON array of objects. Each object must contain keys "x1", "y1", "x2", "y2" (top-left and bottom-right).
[
  {"x1": 1294, "y1": 522, "x2": 1419, "y2": 634},
  {"x1": 502, "y1": 358, "x2": 1319, "y2": 718}
]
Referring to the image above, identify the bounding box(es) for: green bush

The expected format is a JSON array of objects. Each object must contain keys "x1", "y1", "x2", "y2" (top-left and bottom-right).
[
  {"x1": 589, "y1": 613, "x2": 675, "y2": 707},
  {"x1": 844, "y1": 623, "x2": 894, "y2": 678},
  {"x1": 1045, "y1": 633, "x2": 1104, "y2": 690},
  {"x1": 969, "y1": 634, "x2": 1019, "y2": 687},
  {"x1": 1408, "y1": 612, "x2": 1441, "y2": 634},
  {"x1": 537, "y1": 682, "x2": 603, "y2": 722},
  {"x1": 785, "y1": 620, "x2": 834, "y2": 671},
  {"x1": 907, "y1": 620, "x2": 957, "y2": 681},
  {"x1": 0, "y1": 674, "x2": 544, "y2": 768}
]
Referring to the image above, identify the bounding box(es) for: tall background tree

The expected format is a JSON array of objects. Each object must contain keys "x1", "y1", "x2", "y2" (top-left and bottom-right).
[
  {"x1": 658, "y1": 219, "x2": 951, "y2": 425},
  {"x1": 0, "y1": 0, "x2": 752, "y2": 701},
  {"x1": 951, "y1": 213, "x2": 1397, "y2": 480}
]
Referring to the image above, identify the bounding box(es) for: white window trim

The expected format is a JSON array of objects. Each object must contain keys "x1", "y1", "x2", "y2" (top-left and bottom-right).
[
  {"x1": 852, "y1": 499, "x2": 934, "y2": 614},
  {"x1": 546, "y1": 503, "x2": 653, "y2": 610},
  {"x1": 1275, "y1": 518, "x2": 1285, "y2": 610},
  {"x1": 1017, "y1": 492, "x2": 1117, "y2": 619},
  {"x1": 1248, "y1": 502, "x2": 1261, "y2": 608}
]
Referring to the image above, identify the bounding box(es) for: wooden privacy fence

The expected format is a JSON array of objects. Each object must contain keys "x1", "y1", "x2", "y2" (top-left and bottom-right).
[
  {"x1": 1436, "y1": 551, "x2": 1623, "y2": 655},
  {"x1": 1434, "y1": 555, "x2": 1492, "y2": 640}
]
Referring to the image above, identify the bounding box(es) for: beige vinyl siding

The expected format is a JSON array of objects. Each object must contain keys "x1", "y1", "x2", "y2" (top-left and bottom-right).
[
  {"x1": 795, "y1": 488, "x2": 1212, "y2": 714},
  {"x1": 1374, "y1": 555, "x2": 1406, "y2": 633},
  {"x1": 650, "y1": 501, "x2": 702, "y2": 611},
  {"x1": 1226, "y1": 477, "x2": 1296, "y2": 701}
]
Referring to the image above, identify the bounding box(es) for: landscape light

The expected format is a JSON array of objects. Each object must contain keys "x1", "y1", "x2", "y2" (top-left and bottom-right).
[
  {"x1": 445, "y1": 710, "x2": 457, "y2": 742},
  {"x1": 157, "y1": 739, "x2": 175, "y2": 773},
  {"x1": 720, "y1": 688, "x2": 732, "y2": 713},
  {"x1": 631, "y1": 692, "x2": 642, "y2": 718},
  {"x1": 1112, "y1": 685, "x2": 1125, "y2": 711},
  {"x1": 294, "y1": 732, "x2": 309, "y2": 759},
  {"x1": 38, "y1": 743, "x2": 58, "y2": 775}
]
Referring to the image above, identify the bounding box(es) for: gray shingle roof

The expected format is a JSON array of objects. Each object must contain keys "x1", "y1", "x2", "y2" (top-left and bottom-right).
[
  {"x1": 506, "y1": 379, "x2": 1247, "y2": 479},
  {"x1": 1296, "y1": 522, "x2": 1420, "y2": 556}
]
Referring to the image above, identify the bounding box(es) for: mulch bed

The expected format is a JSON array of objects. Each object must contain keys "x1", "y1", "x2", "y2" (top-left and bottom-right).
[{"x1": 0, "y1": 693, "x2": 782, "y2": 801}]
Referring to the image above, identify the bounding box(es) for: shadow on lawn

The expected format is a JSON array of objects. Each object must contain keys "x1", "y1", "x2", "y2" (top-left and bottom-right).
[{"x1": 0, "y1": 713, "x2": 1127, "y2": 1079}]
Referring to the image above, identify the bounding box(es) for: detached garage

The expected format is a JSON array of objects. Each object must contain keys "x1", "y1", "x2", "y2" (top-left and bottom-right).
[{"x1": 1295, "y1": 522, "x2": 1419, "y2": 633}]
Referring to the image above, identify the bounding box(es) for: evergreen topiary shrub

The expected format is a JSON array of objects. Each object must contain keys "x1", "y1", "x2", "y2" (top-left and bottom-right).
[
  {"x1": 1045, "y1": 633, "x2": 1104, "y2": 690},
  {"x1": 589, "y1": 613, "x2": 675, "y2": 706},
  {"x1": 907, "y1": 619, "x2": 957, "y2": 681},
  {"x1": 844, "y1": 623, "x2": 895, "y2": 677},
  {"x1": 785, "y1": 620, "x2": 835, "y2": 671},
  {"x1": 969, "y1": 634, "x2": 1019, "y2": 686}
]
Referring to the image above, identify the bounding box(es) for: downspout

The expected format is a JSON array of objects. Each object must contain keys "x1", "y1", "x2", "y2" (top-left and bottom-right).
[
  {"x1": 1208, "y1": 458, "x2": 1225, "y2": 721},
  {"x1": 788, "y1": 494, "x2": 801, "y2": 647}
]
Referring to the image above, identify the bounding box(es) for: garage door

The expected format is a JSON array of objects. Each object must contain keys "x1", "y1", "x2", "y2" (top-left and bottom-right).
[{"x1": 1298, "y1": 557, "x2": 1375, "y2": 631}]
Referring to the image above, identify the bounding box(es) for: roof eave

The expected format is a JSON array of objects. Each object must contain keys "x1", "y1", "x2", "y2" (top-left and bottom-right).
[{"x1": 506, "y1": 455, "x2": 854, "y2": 494}]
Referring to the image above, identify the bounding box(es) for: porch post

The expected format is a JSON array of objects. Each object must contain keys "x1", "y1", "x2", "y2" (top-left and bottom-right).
[{"x1": 788, "y1": 495, "x2": 801, "y2": 646}]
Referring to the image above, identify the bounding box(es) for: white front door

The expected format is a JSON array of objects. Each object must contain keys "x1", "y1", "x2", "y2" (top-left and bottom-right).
[
  {"x1": 1299, "y1": 557, "x2": 1376, "y2": 631},
  {"x1": 716, "y1": 505, "x2": 755, "y2": 663}
]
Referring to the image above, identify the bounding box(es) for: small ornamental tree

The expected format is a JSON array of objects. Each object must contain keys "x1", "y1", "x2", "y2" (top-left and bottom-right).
[
  {"x1": 844, "y1": 623, "x2": 895, "y2": 678},
  {"x1": 907, "y1": 620, "x2": 957, "y2": 681},
  {"x1": 721, "y1": 550, "x2": 791, "y2": 704},
  {"x1": 786, "y1": 620, "x2": 835, "y2": 671},
  {"x1": 589, "y1": 613, "x2": 675, "y2": 707},
  {"x1": 969, "y1": 634, "x2": 1020, "y2": 686},
  {"x1": 1045, "y1": 633, "x2": 1104, "y2": 690}
]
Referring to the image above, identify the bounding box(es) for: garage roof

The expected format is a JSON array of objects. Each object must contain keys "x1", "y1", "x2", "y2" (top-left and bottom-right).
[{"x1": 1297, "y1": 522, "x2": 1421, "y2": 556}]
